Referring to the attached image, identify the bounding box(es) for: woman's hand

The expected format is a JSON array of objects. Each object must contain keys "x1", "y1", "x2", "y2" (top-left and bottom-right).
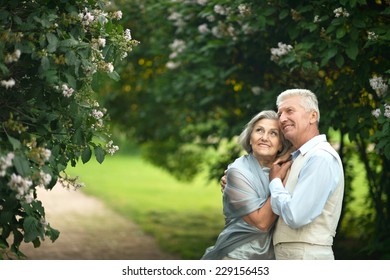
[
  {"x1": 270, "y1": 160, "x2": 292, "y2": 184},
  {"x1": 220, "y1": 170, "x2": 227, "y2": 193}
]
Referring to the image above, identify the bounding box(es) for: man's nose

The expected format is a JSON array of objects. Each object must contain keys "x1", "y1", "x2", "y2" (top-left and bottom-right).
[{"x1": 279, "y1": 112, "x2": 287, "y2": 122}]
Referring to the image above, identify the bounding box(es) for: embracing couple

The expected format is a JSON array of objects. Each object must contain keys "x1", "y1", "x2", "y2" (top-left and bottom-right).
[{"x1": 202, "y1": 89, "x2": 344, "y2": 260}]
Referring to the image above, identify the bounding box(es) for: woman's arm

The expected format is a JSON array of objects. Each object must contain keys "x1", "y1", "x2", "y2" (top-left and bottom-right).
[
  {"x1": 242, "y1": 197, "x2": 277, "y2": 232},
  {"x1": 225, "y1": 167, "x2": 278, "y2": 232}
]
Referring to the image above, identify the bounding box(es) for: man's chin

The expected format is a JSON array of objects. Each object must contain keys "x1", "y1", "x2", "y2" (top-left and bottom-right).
[{"x1": 283, "y1": 130, "x2": 294, "y2": 140}]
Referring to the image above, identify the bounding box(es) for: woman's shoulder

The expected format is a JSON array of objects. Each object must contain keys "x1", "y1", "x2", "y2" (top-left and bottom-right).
[{"x1": 228, "y1": 154, "x2": 255, "y2": 173}]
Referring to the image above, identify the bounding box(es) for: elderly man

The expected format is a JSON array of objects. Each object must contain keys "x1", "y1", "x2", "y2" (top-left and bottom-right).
[{"x1": 269, "y1": 89, "x2": 344, "y2": 260}]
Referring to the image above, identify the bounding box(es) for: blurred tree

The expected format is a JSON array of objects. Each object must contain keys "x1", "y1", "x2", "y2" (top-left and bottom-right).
[{"x1": 99, "y1": 0, "x2": 389, "y2": 258}]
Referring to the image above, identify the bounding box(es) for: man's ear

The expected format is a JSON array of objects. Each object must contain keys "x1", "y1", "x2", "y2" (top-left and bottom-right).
[{"x1": 310, "y1": 111, "x2": 318, "y2": 124}]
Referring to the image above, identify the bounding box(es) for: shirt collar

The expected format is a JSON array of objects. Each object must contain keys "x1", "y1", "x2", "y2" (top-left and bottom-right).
[{"x1": 297, "y1": 134, "x2": 327, "y2": 156}]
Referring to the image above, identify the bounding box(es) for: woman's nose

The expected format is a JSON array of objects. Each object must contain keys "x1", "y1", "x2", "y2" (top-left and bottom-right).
[{"x1": 260, "y1": 132, "x2": 269, "y2": 141}]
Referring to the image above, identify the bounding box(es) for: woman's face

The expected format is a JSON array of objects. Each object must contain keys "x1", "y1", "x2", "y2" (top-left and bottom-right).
[{"x1": 250, "y1": 118, "x2": 282, "y2": 166}]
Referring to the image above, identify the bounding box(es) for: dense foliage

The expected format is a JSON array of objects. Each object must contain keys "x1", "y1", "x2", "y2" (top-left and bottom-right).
[
  {"x1": 0, "y1": 0, "x2": 138, "y2": 258},
  {"x1": 101, "y1": 0, "x2": 389, "y2": 258}
]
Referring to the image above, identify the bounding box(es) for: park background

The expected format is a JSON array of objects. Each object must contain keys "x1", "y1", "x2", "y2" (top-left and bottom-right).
[{"x1": 0, "y1": 0, "x2": 389, "y2": 260}]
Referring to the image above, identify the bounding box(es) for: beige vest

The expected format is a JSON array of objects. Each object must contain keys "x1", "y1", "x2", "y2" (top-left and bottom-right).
[{"x1": 273, "y1": 141, "x2": 344, "y2": 246}]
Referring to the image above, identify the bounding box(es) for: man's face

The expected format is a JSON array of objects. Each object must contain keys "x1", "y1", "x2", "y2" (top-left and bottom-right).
[{"x1": 277, "y1": 96, "x2": 313, "y2": 147}]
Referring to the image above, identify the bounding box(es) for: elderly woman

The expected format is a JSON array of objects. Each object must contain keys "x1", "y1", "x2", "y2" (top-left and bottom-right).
[{"x1": 202, "y1": 110, "x2": 291, "y2": 260}]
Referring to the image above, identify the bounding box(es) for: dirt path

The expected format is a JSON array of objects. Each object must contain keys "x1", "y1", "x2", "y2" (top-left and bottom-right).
[{"x1": 19, "y1": 184, "x2": 178, "y2": 260}]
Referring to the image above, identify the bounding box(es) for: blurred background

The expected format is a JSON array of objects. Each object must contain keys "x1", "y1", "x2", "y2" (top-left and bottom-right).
[{"x1": 17, "y1": 0, "x2": 390, "y2": 260}]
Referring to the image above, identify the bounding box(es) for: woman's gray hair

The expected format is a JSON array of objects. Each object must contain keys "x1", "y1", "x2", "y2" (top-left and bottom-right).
[
  {"x1": 238, "y1": 110, "x2": 291, "y2": 156},
  {"x1": 276, "y1": 88, "x2": 320, "y2": 123}
]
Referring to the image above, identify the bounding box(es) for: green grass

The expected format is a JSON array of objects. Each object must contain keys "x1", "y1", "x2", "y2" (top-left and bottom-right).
[{"x1": 66, "y1": 153, "x2": 225, "y2": 259}]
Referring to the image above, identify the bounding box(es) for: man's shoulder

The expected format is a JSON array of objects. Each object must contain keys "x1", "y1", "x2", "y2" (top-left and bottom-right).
[{"x1": 307, "y1": 141, "x2": 342, "y2": 165}]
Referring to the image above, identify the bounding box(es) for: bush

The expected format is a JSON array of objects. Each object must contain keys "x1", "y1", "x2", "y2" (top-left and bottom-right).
[{"x1": 0, "y1": 0, "x2": 138, "y2": 259}]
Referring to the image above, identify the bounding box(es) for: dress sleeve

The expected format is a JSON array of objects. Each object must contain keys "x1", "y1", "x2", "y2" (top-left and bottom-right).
[{"x1": 224, "y1": 167, "x2": 267, "y2": 218}]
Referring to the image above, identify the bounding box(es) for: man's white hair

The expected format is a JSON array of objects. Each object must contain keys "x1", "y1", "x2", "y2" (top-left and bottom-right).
[{"x1": 276, "y1": 88, "x2": 320, "y2": 123}]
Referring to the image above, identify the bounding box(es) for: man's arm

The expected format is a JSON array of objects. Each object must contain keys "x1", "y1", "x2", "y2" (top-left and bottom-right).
[{"x1": 269, "y1": 151, "x2": 341, "y2": 228}]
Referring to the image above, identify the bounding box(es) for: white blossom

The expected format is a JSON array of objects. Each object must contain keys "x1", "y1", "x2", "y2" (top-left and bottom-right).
[
  {"x1": 207, "y1": 15, "x2": 215, "y2": 22},
  {"x1": 198, "y1": 23, "x2": 210, "y2": 34},
  {"x1": 367, "y1": 31, "x2": 378, "y2": 41},
  {"x1": 41, "y1": 148, "x2": 52, "y2": 161},
  {"x1": 62, "y1": 84, "x2": 75, "y2": 97},
  {"x1": 385, "y1": 104, "x2": 390, "y2": 118},
  {"x1": 106, "y1": 140, "x2": 119, "y2": 155},
  {"x1": 105, "y1": 62, "x2": 114, "y2": 73},
  {"x1": 214, "y1": 5, "x2": 227, "y2": 15},
  {"x1": 169, "y1": 39, "x2": 186, "y2": 53},
  {"x1": 370, "y1": 76, "x2": 388, "y2": 97},
  {"x1": 196, "y1": 0, "x2": 208, "y2": 5},
  {"x1": 79, "y1": 8, "x2": 95, "y2": 26},
  {"x1": 92, "y1": 109, "x2": 104, "y2": 119},
  {"x1": 333, "y1": 7, "x2": 350, "y2": 18},
  {"x1": 251, "y1": 86, "x2": 261, "y2": 96},
  {"x1": 270, "y1": 42, "x2": 293, "y2": 62},
  {"x1": 0, "y1": 152, "x2": 14, "y2": 177},
  {"x1": 372, "y1": 108, "x2": 381, "y2": 118},
  {"x1": 211, "y1": 26, "x2": 222, "y2": 38},
  {"x1": 238, "y1": 4, "x2": 251, "y2": 16},
  {"x1": 168, "y1": 12, "x2": 181, "y2": 21},
  {"x1": 5, "y1": 49, "x2": 21, "y2": 64},
  {"x1": 113, "y1": 10, "x2": 123, "y2": 20},
  {"x1": 98, "y1": 38, "x2": 106, "y2": 48},
  {"x1": 8, "y1": 173, "x2": 33, "y2": 202},
  {"x1": 39, "y1": 171, "x2": 52, "y2": 186},
  {"x1": 23, "y1": 190, "x2": 35, "y2": 204},
  {"x1": 124, "y1": 29, "x2": 132, "y2": 41},
  {"x1": 166, "y1": 61, "x2": 180, "y2": 69},
  {"x1": 1, "y1": 78, "x2": 16, "y2": 89},
  {"x1": 372, "y1": 104, "x2": 390, "y2": 119}
]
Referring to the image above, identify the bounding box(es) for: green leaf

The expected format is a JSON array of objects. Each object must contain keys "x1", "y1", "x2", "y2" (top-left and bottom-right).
[
  {"x1": 31, "y1": 200, "x2": 45, "y2": 216},
  {"x1": 59, "y1": 38, "x2": 79, "y2": 48},
  {"x1": 46, "y1": 33, "x2": 58, "y2": 53},
  {"x1": 321, "y1": 47, "x2": 338, "y2": 66},
  {"x1": 0, "y1": 62, "x2": 9, "y2": 75},
  {"x1": 64, "y1": 72, "x2": 77, "y2": 89},
  {"x1": 336, "y1": 27, "x2": 347, "y2": 39},
  {"x1": 71, "y1": 128, "x2": 84, "y2": 145},
  {"x1": 385, "y1": 143, "x2": 390, "y2": 159},
  {"x1": 279, "y1": 9, "x2": 289, "y2": 20},
  {"x1": 13, "y1": 15, "x2": 22, "y2": 25},
  {"x1": 13, "y1": 155, "x2": 31, "y2": 177},
  {"x1": 7, "y1": 135, "x2": 21, "y2": 149},
  {"x1": 23, "y1": 217, "x2": 41, "y2": 243},
  {"x1": 41, "y1": 56, "x2": 50, "y2": 71},
  {"x1": 94, "y1": 146, "x2": 105, "y2": 164},
  {"x1": 345, "y1": 43, "x2": 358, "y2": 60},
  {"x1": 0, "y1": 211, "x2": 13, "y2": 224},
  {"x1": 0, "y1": 238, "x2": 9, "y2": 249},
  {"x1": 107, "y1": 71, "x2": 120, "y2": 81},
  {"x1": 352, "y1": 17, "x2": 366, "y2": 28},
  {"x1": 263, "y1": 6, "x2": 277, "y2": 16},
  {"x1": 46, "y1": 225, "x2": 60, "y2": 242},
  {"x1": 81, "y1": 145, "x2": 92, "y2": 164},
  {"x1": 335, "y1": 54, "x2": 345, "y2": 68},
  {"x1": 65, "y1": 50, "x2": 78, "y2": 66}
]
